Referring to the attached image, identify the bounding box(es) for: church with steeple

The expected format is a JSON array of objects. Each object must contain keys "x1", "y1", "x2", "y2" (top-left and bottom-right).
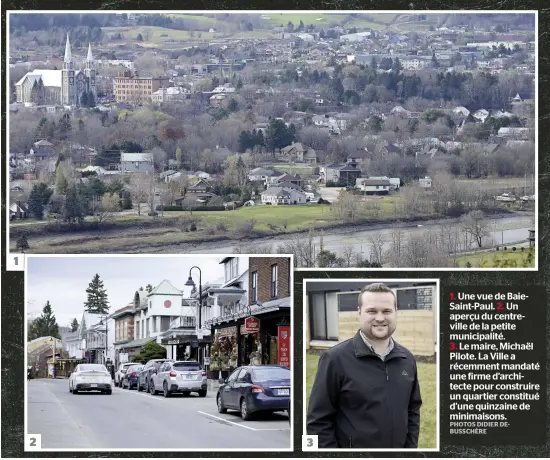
[{"x1": 15, "y1": 32, "x2": 97, "y2": 107}]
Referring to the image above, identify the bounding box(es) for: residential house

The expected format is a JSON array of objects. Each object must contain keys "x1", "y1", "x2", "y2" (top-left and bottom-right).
[
  {"x1": 210, "y1": 93, "x2": 227, "y2": 107},
  {"x1": 419, "y1": 176, "x2": 433, "y2": 188},
  {"x1": 321, "y1": 163, "x2": 362, "y2": 185},
  {"x1": 453, "y1": 106, "x2": 470, "y2": 117},
  {"x1": 356, "y1": 177, "x2": 391, "y2": 194},
  {"x1": 473, "y1": 109, "x2": 490, "y2": 122},
  {"x1": 248, "y1": 167, "x2": 275, "y2": 182},
  {"x1": 280, "y1": 142, "x2": 307, "y2": 161},
  {"x1": 10, "y1": 201, "x2": 28, "y2": 219},
  {"x1": 176, "y1": 179, "x2": 214, "y2": 206},
  {"x1": 272, "y1": 173, "x2": 302, "y2": 188},
  {"x1": 152, "y1": 86, "x2": 191, "y2": 103},
  {"x1": 264, "y1": 170, "x2": 285, "y2": 187},
  {"x1": 497, "y1": 127, "x2": 531, "y2": 140},
  {"x1": 29, "y1": 147, "x2": 56, "y2": 162},
  {"x1": 261, "y1": 186, "x2": 307, "y2": 205},
  {"x1": 367, "y1": 176, "x2": 400, "y2": 191},
  {"x1": 61, "y1": 330, "x2": 82, "y2": 359},
  {"x1": 120, "y1": 152, "x2": 154, "y2": 174},
  {"x1": 78, "y1": 311, "x2": 112, "y2": 365},
  {"x1": 346, "y1": 150, "x2": 370, "y2": 168}
]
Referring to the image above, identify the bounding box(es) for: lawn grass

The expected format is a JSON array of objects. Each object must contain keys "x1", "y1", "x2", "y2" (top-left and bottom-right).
[
  {"x1": 305, "y1": 353, "x2": 437, "y2": 449},
  {"x1": 454, "y1": 248, "x2": 535, "y2": 268},
  {"x1": 269, "y1": 163, "x2": 315, "y2": 176},
  {"x1": 367, "y1": 13, "x2": 400, "y2": 24}
]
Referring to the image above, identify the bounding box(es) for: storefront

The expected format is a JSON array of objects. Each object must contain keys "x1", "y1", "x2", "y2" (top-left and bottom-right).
[
  {"x1": 207, "y1": 297, "x2": 291, "y2": 378},
  {"x1": 161, "y1": 334, "x2": 213, "y2": 363}
]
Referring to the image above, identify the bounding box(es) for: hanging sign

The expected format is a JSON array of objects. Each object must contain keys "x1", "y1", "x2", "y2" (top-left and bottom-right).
[{"x1": 277, "y1": 325, "x2": 291, "y2": 368}]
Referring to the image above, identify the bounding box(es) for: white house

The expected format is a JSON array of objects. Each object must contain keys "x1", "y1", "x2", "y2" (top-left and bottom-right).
[
  {"x1": 248, "y1": 167, "x2": 275, "y2": 182},
  {"x1": 356, "y1": 177, "x2": 391, "y2": 194},
  {"x1": 120, "y1": 152, "x2": 154, "y2": 174},
  {"x1": 77, "y1": 311, "x2": 114, "y2": 364},
  {"x1": 61, "y1": 331, "x2": 82, "y2": 359},
  {"x1": 152, "y1": 86, "x2": 191, "y2": 103},
  {"x1": 367, "y1": 176, "x2": 400, "y2": 190},
  {"x1": 261, "y1": 187, "x2": 307, "y2": 205},
  {"x1": 419, "y1": 176, "x2": 433, "y2": 188},
  {"x1": 472, "y1": 109, "x2": 489, "y2": 122},
  {"x1": 453, "y1": 106, "x2": 470, "y2": 117}
]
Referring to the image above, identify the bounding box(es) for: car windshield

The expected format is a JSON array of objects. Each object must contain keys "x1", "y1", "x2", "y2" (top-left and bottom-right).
[
  {"x1": 173, "y1": 362, "x2": 201, "y2": 371},
  {"x1": 79, "y1": 364, "x2": 108, "y2": 373},
  {"x1": 253, "y1": 367, "x2": 290, "y2": 381},
  {"x1": 127, "y1": 365, "x2": 143, "y2": 372}
]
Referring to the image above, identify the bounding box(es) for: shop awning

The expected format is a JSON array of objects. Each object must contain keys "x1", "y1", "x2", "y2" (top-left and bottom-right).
[
  {"x1": 205, "y1": 297, "x2": 291, "y2": 327},
  {"x1": 161, "y1": 334, "x2": 213, "y2": 346}
]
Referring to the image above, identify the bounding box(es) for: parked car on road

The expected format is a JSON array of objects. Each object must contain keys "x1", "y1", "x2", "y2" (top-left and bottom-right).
[
  {"x1": 115, "y1": 362, "x2": 140, "y2": 387},
  {"x1": 150, "y1": 361, "x2": 207, "y2": 398},
  {"x1": 69, "y1": 364, "x2": 112, "y2": 395},
  {"x1": 121, "y1": 364, "x2": 144, "y2": 390},
  {"x1": 137, "y1": 359, "x2": 173, "y2": 393},
  {"x1": 217, "y1": 365, "x2": 291, "y2": 420}
]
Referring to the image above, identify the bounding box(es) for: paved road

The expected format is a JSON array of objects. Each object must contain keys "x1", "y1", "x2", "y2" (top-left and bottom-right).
[{"x1": 27, "y1": 379, "x2": 291, "y2": 450}]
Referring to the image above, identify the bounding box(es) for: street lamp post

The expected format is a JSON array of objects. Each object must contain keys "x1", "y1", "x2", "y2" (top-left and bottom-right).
[
  {"x1": 185, "y1": 266, "x2": 202, "y2": 364},
  {"x1": 50, "y1": 337, "x2": 56, "y2": 378},
  {"x1": 99, "y1": 316, "x2": 109, "y2": 365}
]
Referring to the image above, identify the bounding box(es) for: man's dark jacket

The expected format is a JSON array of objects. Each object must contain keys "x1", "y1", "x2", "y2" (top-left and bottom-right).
[{"x1": 306, "y1": 331, "x2": 422, "y2": 448}]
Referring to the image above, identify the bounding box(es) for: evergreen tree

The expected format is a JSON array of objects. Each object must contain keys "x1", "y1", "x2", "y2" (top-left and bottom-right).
[
  {"x1": 370, "y1": 56, "x2": 378, "y2": 70},
  {"x1": 62, "y1": 185, "x2": 84, "y2": 223},
  {"x1": 54, "y1": 164, "x2": 69, "y2": 195},
  {"x1": 175, "y1": 146, "x2": 182, "y2": 165},
  {"x1": 71, "y1": 318, "x2": 79, "y2": 332},
  {"x1": 28, "y1": 184, "x2": 45, "y2": 218},
  {"x1": 16, "y1": 233, "x2": 30, "y2": 251},
  {"x1": 84, "y1": 273, "x2": 110, "y2": 314},
  {"x1": 146, "y1": 284, "x2": 153, "y2": 293},
  {"x1": 28, "y1": 301, "x2": 60, "y2": 340},
  {"x1": 58, "y1": 113, "x2": 72, "y2": 139}
]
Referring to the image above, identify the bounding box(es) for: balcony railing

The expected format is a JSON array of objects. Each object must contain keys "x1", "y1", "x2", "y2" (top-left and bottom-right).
[{"x1": 169, "y1": 316, "x2": 196, "y2": 329}]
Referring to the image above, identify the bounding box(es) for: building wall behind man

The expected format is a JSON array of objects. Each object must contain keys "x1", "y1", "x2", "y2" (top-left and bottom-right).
[
  {"x1": 339, "y1": 310, "x2": 435, "y2": 356},
  {"x1": 248, "y1": 257, "x2": 291, "y2": 304}
]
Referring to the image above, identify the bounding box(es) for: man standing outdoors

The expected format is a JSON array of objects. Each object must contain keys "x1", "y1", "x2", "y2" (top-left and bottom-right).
[{"x1": 307, "y1": 283, "x2": 422, "y2": 449}]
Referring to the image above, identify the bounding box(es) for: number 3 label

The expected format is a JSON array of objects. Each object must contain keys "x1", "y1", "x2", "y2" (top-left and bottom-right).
[
  {"x1": 25, "y1": 434, "x2": 41, "y2": 450},
  {"x1": 302, "y1": 435, "x2": 318, "y2": 450}
]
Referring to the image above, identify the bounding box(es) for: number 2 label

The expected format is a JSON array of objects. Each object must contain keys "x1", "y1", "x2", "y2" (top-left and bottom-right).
[{"x1": 25, "y1": 434, "x2": 41, "y2": 450}]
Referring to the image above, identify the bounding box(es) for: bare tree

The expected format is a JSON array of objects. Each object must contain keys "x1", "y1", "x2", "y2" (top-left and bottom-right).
[
  {"x1": 95, "y1": 192, "x2": 121, "y2": 225},
  {"x1": 129, "y1": 173, "x2": 152, "y2": 216},
  {"x1": 340, "y1": 245, "x2": 355, "y2": 268},
  {"x1": 461, "y1": 210, "x2": 490, "y2": 248},
  {"x1": 368, "y1": 233, "x2": 385, "y2": 266}
]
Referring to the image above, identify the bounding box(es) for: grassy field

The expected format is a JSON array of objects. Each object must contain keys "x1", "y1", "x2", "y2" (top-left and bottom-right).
[
  {"x1": 103, "y1": 26, "x2": 215, "y2": 44},
  {"x1": 269, "y1": 164, "x2": 316, "y2": 176},
  {"x1": 455, "y1": 248, "x2": 535, "y2": 268},
  {"x1": 367, "y1": 13, "x2": 400, "y2": 24},
  {"x1": 305, "y1": 353, "x2": 437, "y2": 449},
  {"x1": 262, "y1": 13, "x2": 350, "y2": 26}
]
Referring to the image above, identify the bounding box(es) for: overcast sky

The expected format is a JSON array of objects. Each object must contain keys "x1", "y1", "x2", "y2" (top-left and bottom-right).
[{"x1": 26, "y1": 256, "x2": 229, "y2": 328}]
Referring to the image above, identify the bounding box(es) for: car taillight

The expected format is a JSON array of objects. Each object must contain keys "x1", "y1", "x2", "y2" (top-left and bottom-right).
[
  {"x1": 131, "y1": 372, "x2": 136, "y2": 377},
  {"x1": 251, "y1": 385, "x2": 264, "y2": 394},
  {"x1": 201, "y1": 371, "x2": 206, "y2": 376},
  {"x1": 169, "y1": 371, "x2": 177, "y2": 377}
]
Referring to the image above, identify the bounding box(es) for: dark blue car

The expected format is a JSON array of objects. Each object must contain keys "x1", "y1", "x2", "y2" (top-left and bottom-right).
[
  {"x1": 121, "y1": 364, "x2": 143, "y2": 390},
  {"x1": 217, "y1": 365, "x2": 291, "y2": 421}
]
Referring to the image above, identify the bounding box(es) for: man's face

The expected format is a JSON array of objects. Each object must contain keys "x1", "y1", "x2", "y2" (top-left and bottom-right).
[{"x1": 358, "y1": 291, "x2": 397, "y2": 342}]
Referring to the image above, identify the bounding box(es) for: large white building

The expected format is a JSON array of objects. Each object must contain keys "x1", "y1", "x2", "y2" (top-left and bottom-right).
[{"x1": 15, "y1": 33, "x2": 97, "y2": 106}]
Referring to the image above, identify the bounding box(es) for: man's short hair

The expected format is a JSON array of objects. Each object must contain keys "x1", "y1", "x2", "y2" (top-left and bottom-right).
[{"x1": 358, "y1": 283, "x2": 397, "y2": 310}]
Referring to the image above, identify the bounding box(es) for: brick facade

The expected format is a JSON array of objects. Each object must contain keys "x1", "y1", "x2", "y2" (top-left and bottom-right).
[
  {"x1": 115, "y1": 313, "x2": 135, "y2": 342},
  {"x1": 249, "y1": 257, "x2": 291, "y2": 304}
]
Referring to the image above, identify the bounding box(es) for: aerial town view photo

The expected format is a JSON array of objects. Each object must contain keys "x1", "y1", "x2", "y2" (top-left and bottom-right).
[
  {"x1": 25, "y1": 255, "x2": 293, "y2": 450},
  {"x1": 8, "y1": 11, "x2": 536, "y2": 268}
]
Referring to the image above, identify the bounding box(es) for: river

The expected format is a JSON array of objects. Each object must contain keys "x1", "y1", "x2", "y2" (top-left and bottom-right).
[{"x1": 149, "y1": 214, "x2": 534, "y2": 258}]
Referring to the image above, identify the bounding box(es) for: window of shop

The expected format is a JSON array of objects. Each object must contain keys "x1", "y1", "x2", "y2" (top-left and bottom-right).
[
  {"x1": 123, "y1": 320, "x2": 128, "y2": 339},
  {"x1": 251, "y1": 272, "x2": 258, "y2": 302},
  {"x1": 271, "y1": 264, "x2": 278, "y2": 298}
]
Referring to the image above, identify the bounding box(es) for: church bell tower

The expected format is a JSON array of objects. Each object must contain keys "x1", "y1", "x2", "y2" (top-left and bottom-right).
[{"x1": 61, "y1": 32, "x2": 76, "y2": 105}]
